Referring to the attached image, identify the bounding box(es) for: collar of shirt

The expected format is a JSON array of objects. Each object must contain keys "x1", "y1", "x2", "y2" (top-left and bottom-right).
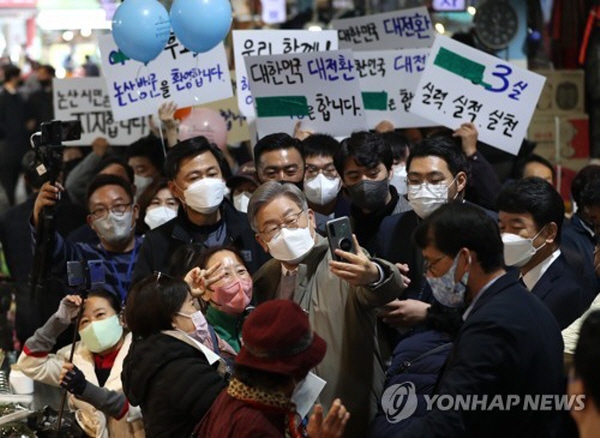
[
  {"x1": 579, "y1": 217, "x2": 596, "y2": 239},
  {"x1": 462, "y1": 273, "x2": 505, "y2": 321},
  {"x1": 93, "y1": 344, "x2": 121, "y2": 369},
  {"x1": 522, "y1": 249, "x2": 561, "y2": 291},
  {"x1": 281, "y1": 264, "x2": 298, "y2": 277}
]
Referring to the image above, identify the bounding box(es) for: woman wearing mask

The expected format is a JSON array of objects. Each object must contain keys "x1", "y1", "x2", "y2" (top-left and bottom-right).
[
  {"x1": 136, "y1": 178, "x2": 180, "y2": 233},
  {"x1": 122, "y1": 274, "x2": 227, "y2": 438},
  {"x1": 185, "y1": 246, "x2": 254, "y2": 353},
  {"x1": 17, "y1": 290, "x2": 144, "y2": 438}
]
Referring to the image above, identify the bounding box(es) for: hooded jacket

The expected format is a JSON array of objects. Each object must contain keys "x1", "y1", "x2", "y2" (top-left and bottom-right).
[{"x1": 121, "y1": 331, "x2": 226, "y2": 438}]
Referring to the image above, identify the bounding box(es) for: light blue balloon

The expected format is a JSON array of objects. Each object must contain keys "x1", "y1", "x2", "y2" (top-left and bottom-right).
[
  {"x1": 112, "y1": 0, "x2": 171, "y2": 64},
  {"x1": 171, "y1": 0, "x2": 232, "y2": 53}
]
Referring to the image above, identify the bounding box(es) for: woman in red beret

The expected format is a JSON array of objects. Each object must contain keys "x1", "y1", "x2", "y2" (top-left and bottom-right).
[{"x1": 195, "y1": 299, "x2": 349, "y2": 438}]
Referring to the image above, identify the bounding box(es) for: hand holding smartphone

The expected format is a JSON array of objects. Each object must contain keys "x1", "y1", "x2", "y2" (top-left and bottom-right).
[{"x1": 326, "y1": 217, "x2": 356, "y2": 261}]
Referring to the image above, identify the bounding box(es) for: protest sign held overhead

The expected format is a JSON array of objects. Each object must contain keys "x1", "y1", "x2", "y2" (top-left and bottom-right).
[
  {"x1": 354, "y1": 48, "x2": 435, "y2": 129},
  {"x1": 331, "y1": 6, "x2": 434, "y2": 51},
  {"x1": 244, "y1": 49, "x2": 368, "y2": 138},
  {"x1": 98, "y1": 32, "x2": 232, "y2": 122},
  {"x1": 410, "y1": 35, "x2": 546, "y2": 156},
  {"x1": 233, "y1": 29, "x2": 338, "y2": 119},
  {"x1": 53, "y1": 77, "x2": 149, "y2": 146}
]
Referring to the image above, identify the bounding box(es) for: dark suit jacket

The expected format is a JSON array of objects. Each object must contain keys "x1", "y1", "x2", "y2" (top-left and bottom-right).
[
  {"x1": 530, "y1": 254, "x2": 587, "y2": 329},
  {"x1": 397, "y1": 274, "x2": 564, "y2": 438}
]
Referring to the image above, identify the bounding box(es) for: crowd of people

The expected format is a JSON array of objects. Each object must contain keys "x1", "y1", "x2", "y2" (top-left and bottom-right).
[{"x1": 0, "y1": 58, "x2": 598, "y2": 437}]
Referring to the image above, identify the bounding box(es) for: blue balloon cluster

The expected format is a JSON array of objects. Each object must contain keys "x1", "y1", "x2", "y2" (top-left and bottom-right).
[{"x1": 112, "y1": 0, "x2": 233, "y2": 64}]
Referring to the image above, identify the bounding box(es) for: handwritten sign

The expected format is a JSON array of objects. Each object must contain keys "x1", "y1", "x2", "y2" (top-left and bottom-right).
[
  {"x1": 53, "y1": 77, "x2": 149, "y2": 146},
  {"x1": 331, "y1": 6, "x2": 434, "y2": 51},
  {"x1": 233, "y1": 30, "x2": 338, "y2": 120},
  {"x1": 410, "y1": 35, "x2": 546, "y2": 155},
  {"x1": 98, "y1": 33, "x2": 232, "y2": 122},
  {"x1": 354, "y1": 49, "x2": 435, "y2": 129},
  {"x1": 245, "y1": 50, "x2": 368, "y2": 138}
]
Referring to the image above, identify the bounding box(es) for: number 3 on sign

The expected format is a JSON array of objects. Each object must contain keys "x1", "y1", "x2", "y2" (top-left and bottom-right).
[{"x1": 485, "y1": 64, "x2": 512, "y2": 94}]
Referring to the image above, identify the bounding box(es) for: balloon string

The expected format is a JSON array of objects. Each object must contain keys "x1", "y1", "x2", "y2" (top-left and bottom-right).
[
  {"x1": 135, "y1": 64, "x2": 146, "y2": 100},
  {"x1": 193, "y1": 53, "x2": 201, "y2": 104}
]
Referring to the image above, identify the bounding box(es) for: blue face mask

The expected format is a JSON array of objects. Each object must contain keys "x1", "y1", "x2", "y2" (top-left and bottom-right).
[{"x1": 426, "y1": 252, "x2": 470, "y2": 308}]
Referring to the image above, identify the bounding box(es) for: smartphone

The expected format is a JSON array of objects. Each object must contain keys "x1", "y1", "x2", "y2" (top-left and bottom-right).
[
  {"x1": 326, "y1": 216, "x2": 356, "y2": 262},
  {"x1": 67, "y1": 260, "x2": 105, "y2": 289}
]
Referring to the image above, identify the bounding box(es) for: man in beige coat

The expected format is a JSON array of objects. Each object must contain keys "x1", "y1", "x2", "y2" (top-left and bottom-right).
[{"x1": 247, "y1": 182, "x2": 405, "y2": 438}]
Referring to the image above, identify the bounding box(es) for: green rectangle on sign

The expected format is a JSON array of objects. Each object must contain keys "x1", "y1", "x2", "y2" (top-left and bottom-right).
[
  {"x1": 362, "y1": 92, "x2": 388, "y2": 110},
  {"x1": 255, "y1": 96, "x2": 310, "y2": 118},
  {"x1": 434, "y1": 47, "x2": 488, "y2": 86}
]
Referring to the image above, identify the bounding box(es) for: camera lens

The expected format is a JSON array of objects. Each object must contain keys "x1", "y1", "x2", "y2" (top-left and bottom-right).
[{"x1": 339, "y1": 238, "x2": 352, "y2": 251}]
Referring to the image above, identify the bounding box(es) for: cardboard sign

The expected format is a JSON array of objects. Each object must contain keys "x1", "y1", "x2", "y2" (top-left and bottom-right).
[
  {"x1": 233, "y1": 30, "x2": 339, "y2": 119},
  {"x1": 98, "y1": 33, "x2": 232, "y2": 121},
  {"x1": 353, "y1": 49, "x2": 435, "y2": 129},
  {"x1": 245, "y1": 50, "x2": 367, "y2": 138},
  {"x1": 331, "y1": 6, "x2": 434, "y2": 51},
  {"x1": 410, "y1": 36, "x2": 546, "y2": 155},
  {"x1": 53, "y1": 77, "x2": 149, "y2": 146}
]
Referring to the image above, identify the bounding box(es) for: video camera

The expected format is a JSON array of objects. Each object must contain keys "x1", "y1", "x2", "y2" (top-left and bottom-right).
[{"x1": 32, "y1": 120, "x2": 82, "y2": 183}]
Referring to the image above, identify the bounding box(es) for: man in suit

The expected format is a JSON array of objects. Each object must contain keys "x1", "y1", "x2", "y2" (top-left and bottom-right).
[
  {"x1": 497, "y1": 177, "x2": 587, "y2": 329},
  {"x1": 396, "y1": 202, "x2": 564, "y2": 438}
]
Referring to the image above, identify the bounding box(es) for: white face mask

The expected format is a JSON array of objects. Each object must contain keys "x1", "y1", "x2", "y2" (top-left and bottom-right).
[
  {"x1": 183, "y1": 178, "x2": 228, "y2": 214},
  {"x1": 502, "y1": 229, "x2": 546, "y2": 267},
  {"x1": 134, "y1": 174, "x2": 153, "y2": 198},
  {"x1": 79, "y1": 315, "x2": 123, "y2": 353},
  {"x1": 267, "y1": 226, "x2": 315, "y2": 264},
  {"x1": 144, "y1": 206, "x2": 177, "y2": 229},
  {"x1": 303, "y1": 174, "x2": 342, "y2": 206},
  {"x1": 93, "y1": 210, "x2": 134, "y2": 245},
  {"x1": 390, "y1": 164, "x2": 408, "y2": 195},
  {"x1": 407, "y1": 183, "x2": 449, "y2": 219},
  {"x1": 233, "y1": 192, "x2": 252, "y2": 213}
]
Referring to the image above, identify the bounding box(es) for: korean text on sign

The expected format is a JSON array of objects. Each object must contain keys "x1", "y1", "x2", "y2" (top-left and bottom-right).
[
  {"x1": 99, "y1": 33, "x2": 232, "y2": 121},
  {"x1": 410, "y1": 35, "x2": 546, "y2": 155},
  {"x1": 353, "y1": 49, "x2": 435, "y2": 129},
  {"x1": 53, "y1": 77, "x2": 149, "y2": 146},
  {"x1": 244, "y1": 49, "x2": 367, "y2": 138},
  {"x1": 331, "y1": 6, "x2": 434, "y2": 51},
  {"x1": 233, "y1": 30, "x2": 339, "y2": 120}
]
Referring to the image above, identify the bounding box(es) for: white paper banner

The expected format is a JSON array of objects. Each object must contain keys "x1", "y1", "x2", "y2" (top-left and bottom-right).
[
  {"x1": 233, "y1": 30, "x2": 339, "y2": 120},
  {"x1": 245, "y1": 49, "x2": 368, "y2": 138},
  {"x1": 331, "y1": 6, "x2": 434, "y2": 51},
  {"x1": 53, "y1": 77, "x2": 149, "y2": 146},
  {"x1": 98, "y1": 33, "x2": 232, "y2": 121},
  {"x1": 411, "y1": 36, "x2": 546, "y2": 155},
  {"x1": 354, "y1": 49, "x2": 435, "y2": 129}
]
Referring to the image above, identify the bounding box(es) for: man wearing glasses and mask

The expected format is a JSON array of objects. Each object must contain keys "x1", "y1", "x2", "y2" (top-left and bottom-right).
[
  {"x1": 247, "y1": 181, "x2": 405, "y2": 438},
  {"x1": 33, "y1": 174, "x2": 141, "y2": 302}
]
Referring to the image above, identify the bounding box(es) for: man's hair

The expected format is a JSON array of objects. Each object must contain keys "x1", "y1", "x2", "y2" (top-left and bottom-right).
[
  {"x1": 3, "y1": 64, "x2": 20, "y2": 82},
  {"x1": 86, "y1": 174, "x2": 135, "y2": 207},
  {"x1": 301, "y1": 134, "x2": 340, "y2": 159},
  {"x1": 572, "y1": 165, "x2": 600, "y2": 207},
  {"x1": 247, "y1": 181, "x2": 308, "y2": 232},
  {"x1": 580, "y1": 178, "x2": 600, "y2": 210},
  {"x1": 38, "y1": 64, "x2": 56, "y2": 77},
  {"x1": 125, "y1": 135, "x2": 165, "y2": 174},
  {"x1": 414, "y1": 202, "x2": 504, "y2": 273},
  {"x1": 574, "y1": 310, "x2": 600, "y2": 407},
  {"x1": 126, "y1": 274, "x2": 189, "y2": 338},
  {"x1": 381, "y1": 131, "x2": 410, "y2": 162},
  {"x1": 254, "y1": 133, "x2": 301, "y2": 168},
  {"x1": 497, "y1": 177, "x2": 565, "y2": 244},
  {"x1": 95, "y1": 155, "x2": 135, "y2": 184},
  {"x1": 334, "y1": 131, "x2": 392, "y2": 175},
  {"x1": 511, "y1": 153, "x2": 555, "y2": 181},
  {"x1": 164, "y1": 136, "x2": 231, "y2": 181},
  {"x1": 406, "y1": 136, "x2": 470, "y2": 177}
]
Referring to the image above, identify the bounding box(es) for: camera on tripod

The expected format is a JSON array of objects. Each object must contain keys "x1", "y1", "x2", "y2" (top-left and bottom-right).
[{"x1": 32, "y1": 120, "x2": 82, "y2": 182}]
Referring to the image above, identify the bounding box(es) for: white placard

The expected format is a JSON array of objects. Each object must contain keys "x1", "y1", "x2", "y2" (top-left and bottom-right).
[
  {"x1": 354, "y1": 49, "x2": 435, "y2": 129},
  {"x1": 411, "y1": 36, "x2": 546, "y2": 155},
  {"x1": 261, "y1": 0, "x2": 286, "y2": 24},
  {"x1": 53, "y1": 77, "x2": 149, "y2": 146},
  {"x1": 432, "y1": 0, "x2": 466, "y2": 12},
  {"x1": 330, "y1": 6, "x2": 434, "y2": 51},
  {"x1": 98, "y1": 33, "x2": 232, "y2": 122},
  {"x1": 291, "y1": 372, "x2": 327, "y2": 419},
  {"x1": 245, "y1": 50, "x2": 368, "y2": 138},
  {"x1": 233, "y1": 30, "x2": 339, "y2": 120}
]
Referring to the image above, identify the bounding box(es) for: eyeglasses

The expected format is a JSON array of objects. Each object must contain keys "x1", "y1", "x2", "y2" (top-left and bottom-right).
[
  {"x1": 407, "y1": 175, "x2": 458, "y2": 191},
  {"x1": 305, "y1": 164, "x2": 338, "y2": 180},
  {"x1": 259, "y1": 210, "x2": 305, "y2": 240},
  {"x1": 423, "y1": 255, "x2": 447, "y2": 273},
  {"x1": 90, "y1": 203, "x2": 132, "y2": 220}
]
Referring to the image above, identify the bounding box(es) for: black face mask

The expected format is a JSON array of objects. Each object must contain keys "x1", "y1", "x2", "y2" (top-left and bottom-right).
[
  {"x1": 39, "y1": 79, "x2": 52, "y2": 88},
  {"x1": 347, "y1": 179, "x2": 389, "y2": 211}
]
